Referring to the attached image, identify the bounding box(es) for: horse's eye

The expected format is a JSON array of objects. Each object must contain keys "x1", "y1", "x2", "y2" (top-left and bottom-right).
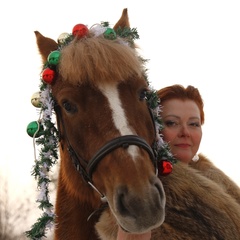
[
  {"x1": 139, "y1": 89, "x2": 147, "y2": 101},
  {"x1": 63, "y1": 101, "x2": 77, "y2": 113}
]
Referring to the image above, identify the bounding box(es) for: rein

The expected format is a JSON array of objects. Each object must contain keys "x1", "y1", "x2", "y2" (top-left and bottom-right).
[{"x1": 55, "y1": 105, "x2": 158, "y2": 199}]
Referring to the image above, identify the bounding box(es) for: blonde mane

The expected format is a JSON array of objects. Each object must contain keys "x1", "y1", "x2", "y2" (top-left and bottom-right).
[{"x1": 59, "y1": 36, "x2": 143, "y2": 85}]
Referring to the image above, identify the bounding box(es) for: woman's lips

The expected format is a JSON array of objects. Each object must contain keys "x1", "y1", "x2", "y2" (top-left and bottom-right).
[{"x1": 174, "y1": 144, "x2": 191, "y2": 148}]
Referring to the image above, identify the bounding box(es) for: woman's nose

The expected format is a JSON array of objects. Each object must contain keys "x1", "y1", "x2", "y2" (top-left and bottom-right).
[{"x1": 178, "y1": 125, "x2": 190, "y2": 137}]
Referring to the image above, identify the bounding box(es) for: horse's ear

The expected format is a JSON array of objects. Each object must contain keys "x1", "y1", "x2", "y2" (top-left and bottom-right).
[
  {"x1": 34, "y1": 31, "x2": 58, "y2": 63},
  {"x1": 113, "y1": 8, "x2": 130, "y2": 30}
]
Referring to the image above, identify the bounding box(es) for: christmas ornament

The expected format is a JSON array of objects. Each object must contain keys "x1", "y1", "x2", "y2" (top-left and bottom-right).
[
  {"x1": 31, "y1": 92, "x2": 41, "y2": 108},
  {"x1": 103, "y1": 28, "x2": 117, "y2": 40},
  {"x1": 26, "y1": 121, "x2": 43, "y2": 138},
  {"x1": 47, "y1": 50, "x2": 61, "y2": 66},
  {"x1": 158, "y1": 160, "x2": 173, "y2": 176},
  {"x1": 72, "y1": 24, "x2": 89, "y2": 38},
  {"x1": 42, "y1": 68, "x2": 55, "y2": 84},
  {"x1": 58, "y1": 32, "x2": 70, "y2": 45}
]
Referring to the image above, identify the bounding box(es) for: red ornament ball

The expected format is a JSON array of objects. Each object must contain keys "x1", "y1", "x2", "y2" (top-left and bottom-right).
[
  {"x1": 158, "y1": 160, "x2": 173, "y2": 176},
  {"x1": 72, "y1": 24, "x2": 89, "y2": 38},
  {"x1": 42, "y1": 68, "x2": 55, "y2": 84}
]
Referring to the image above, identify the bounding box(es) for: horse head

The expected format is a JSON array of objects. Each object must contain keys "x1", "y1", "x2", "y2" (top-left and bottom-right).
[{"x1": 34, "y1": 9, "x2": 171, "y2": 239}]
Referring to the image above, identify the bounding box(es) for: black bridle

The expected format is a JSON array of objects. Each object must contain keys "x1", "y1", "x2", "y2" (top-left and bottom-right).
[{"x1": 54, "y1": 105, "x2": 158, "y2": 198}]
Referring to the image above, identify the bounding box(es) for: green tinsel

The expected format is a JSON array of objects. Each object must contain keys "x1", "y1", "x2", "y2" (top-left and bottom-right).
[
  {"x1": 101, "y1": 21, "x2": 139, "y2": 46},
  {"x1": 26, "y1": 83, "x2": 58, "y2": 239},
  {"x1": 26, "y1": 213, "x2": 54, "y2": 239}
]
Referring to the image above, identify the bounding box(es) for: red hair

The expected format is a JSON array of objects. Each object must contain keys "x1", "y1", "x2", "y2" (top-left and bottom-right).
[{"x1": 157, "y1": 84, "x2": 205, "y2": 124}]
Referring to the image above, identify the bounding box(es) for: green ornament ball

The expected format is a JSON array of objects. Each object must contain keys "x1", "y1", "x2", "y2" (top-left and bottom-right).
[
  {"x1": 26, "y1": 121, "x2": 43, "y2": 138},
  {"x1": 47, "y1": 50, "x2": 61, "y2": 65},
  {"x1": 104, "y1": 28, "x2": 117, "y2": 40}
]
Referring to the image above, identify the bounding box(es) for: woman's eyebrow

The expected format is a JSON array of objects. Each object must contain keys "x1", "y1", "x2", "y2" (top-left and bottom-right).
[{"x1": 162, "y1": 115, "x2": 180, "y2": 119}]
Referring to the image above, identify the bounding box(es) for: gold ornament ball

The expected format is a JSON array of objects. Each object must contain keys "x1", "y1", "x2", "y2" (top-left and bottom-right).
[{"x1": 31, "y1": 92, "x2": 41, "y2": 108}]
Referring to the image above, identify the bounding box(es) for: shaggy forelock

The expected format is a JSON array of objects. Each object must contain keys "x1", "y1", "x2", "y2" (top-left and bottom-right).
[{"x1": 58, "y1": 36, "x2": 143, "y2": 85}]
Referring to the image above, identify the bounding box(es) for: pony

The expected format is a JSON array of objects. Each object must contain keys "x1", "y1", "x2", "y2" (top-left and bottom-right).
[
  {"x1": 35, "y1": 8, "x2": 168, "y2": 240},
  {"x1": 34, "y1": 9, "x2": 240, "y2": 240}
]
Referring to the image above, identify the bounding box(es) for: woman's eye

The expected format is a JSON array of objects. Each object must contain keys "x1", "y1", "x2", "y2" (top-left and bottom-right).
[
  {"x1": 189, "y1": 122, "x2": 200, "y2": 127},
  {"x1": 63, "y1": 101, "x2": 77, "y2": 113},
  {"x1": 164, "y1": 120, "x2": 178, "y2": 127},
  {"x1": 139, "y1": 89, "x2": 147, "y2": 101}
]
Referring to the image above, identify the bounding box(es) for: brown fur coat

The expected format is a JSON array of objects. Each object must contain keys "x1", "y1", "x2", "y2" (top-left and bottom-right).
[
  {"x1": 95, "y1": 154, "x2": 240, "y2": 239},
  {"x1": 190, "y1": 154, "x2": 240, "y2": 204}
]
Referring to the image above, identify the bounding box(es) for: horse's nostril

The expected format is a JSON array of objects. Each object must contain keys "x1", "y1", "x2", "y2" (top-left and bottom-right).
[
  {"x1": 118, "y1": 194, "x2": 127, "y2": 215},
  {"x1": 155, "y1": 181, "x2": 165, "y2": 201},
  {"x1": 150, "y1": 176, "x2": 166, "y2": 207},
  {"x1": 116, "y1": 187, "x2": 130, "y2": 216}
]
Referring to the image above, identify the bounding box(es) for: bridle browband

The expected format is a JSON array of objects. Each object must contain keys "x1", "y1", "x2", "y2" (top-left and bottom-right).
[{"x1": 54, "y1": 105, "x2": 158, "y2": 199}]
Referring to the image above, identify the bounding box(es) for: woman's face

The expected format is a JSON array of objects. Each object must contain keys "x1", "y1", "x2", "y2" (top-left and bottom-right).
[{"x1": 161, "y1": 99, "x2": 202, "y2": 164}]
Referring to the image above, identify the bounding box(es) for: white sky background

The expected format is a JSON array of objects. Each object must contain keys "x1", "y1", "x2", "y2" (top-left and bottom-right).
[{"x1": 0, "y1": 0, "x2": 239, "y2": 228}]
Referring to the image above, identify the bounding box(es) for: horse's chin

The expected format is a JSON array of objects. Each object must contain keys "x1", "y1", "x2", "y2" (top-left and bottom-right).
[
  {"x1": 117, "y1": 226, "x2": 151, "y2": 240},
  {"x1": 95, "y1": 209, "x2": 153, "y2": 240},
  {"x1": 116, "y1": 216, "x2": 162, "y2": 235}
]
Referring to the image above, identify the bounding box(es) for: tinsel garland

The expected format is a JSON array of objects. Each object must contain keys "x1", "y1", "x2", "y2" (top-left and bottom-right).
[
  {"x1": 26, "y1": 83, "x2": 58, "y2": 239},
  {"x1": 142, "y1": 59, "x2": 176, "y2": 164},
  {"x1": 146, "y1": 88, "x2": 176, "y2": 162},
  {"x1": 26, "y1": 21, "x2": 176, "y2": 240}
]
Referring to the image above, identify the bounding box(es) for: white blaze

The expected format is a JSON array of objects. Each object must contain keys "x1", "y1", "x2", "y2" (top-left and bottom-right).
[{"x1": 98, "y1": 83, "x2": 139, "y2": 159}]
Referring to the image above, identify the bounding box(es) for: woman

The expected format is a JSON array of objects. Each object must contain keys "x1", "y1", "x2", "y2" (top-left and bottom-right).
[{"x1": 158, "y1": 84, "x2": 240, "y2": 203}]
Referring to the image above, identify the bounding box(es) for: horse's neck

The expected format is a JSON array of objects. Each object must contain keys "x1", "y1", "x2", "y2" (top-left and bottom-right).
[{"x1": 54, "y1": 166, "x2": 100, "y2": 240}]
